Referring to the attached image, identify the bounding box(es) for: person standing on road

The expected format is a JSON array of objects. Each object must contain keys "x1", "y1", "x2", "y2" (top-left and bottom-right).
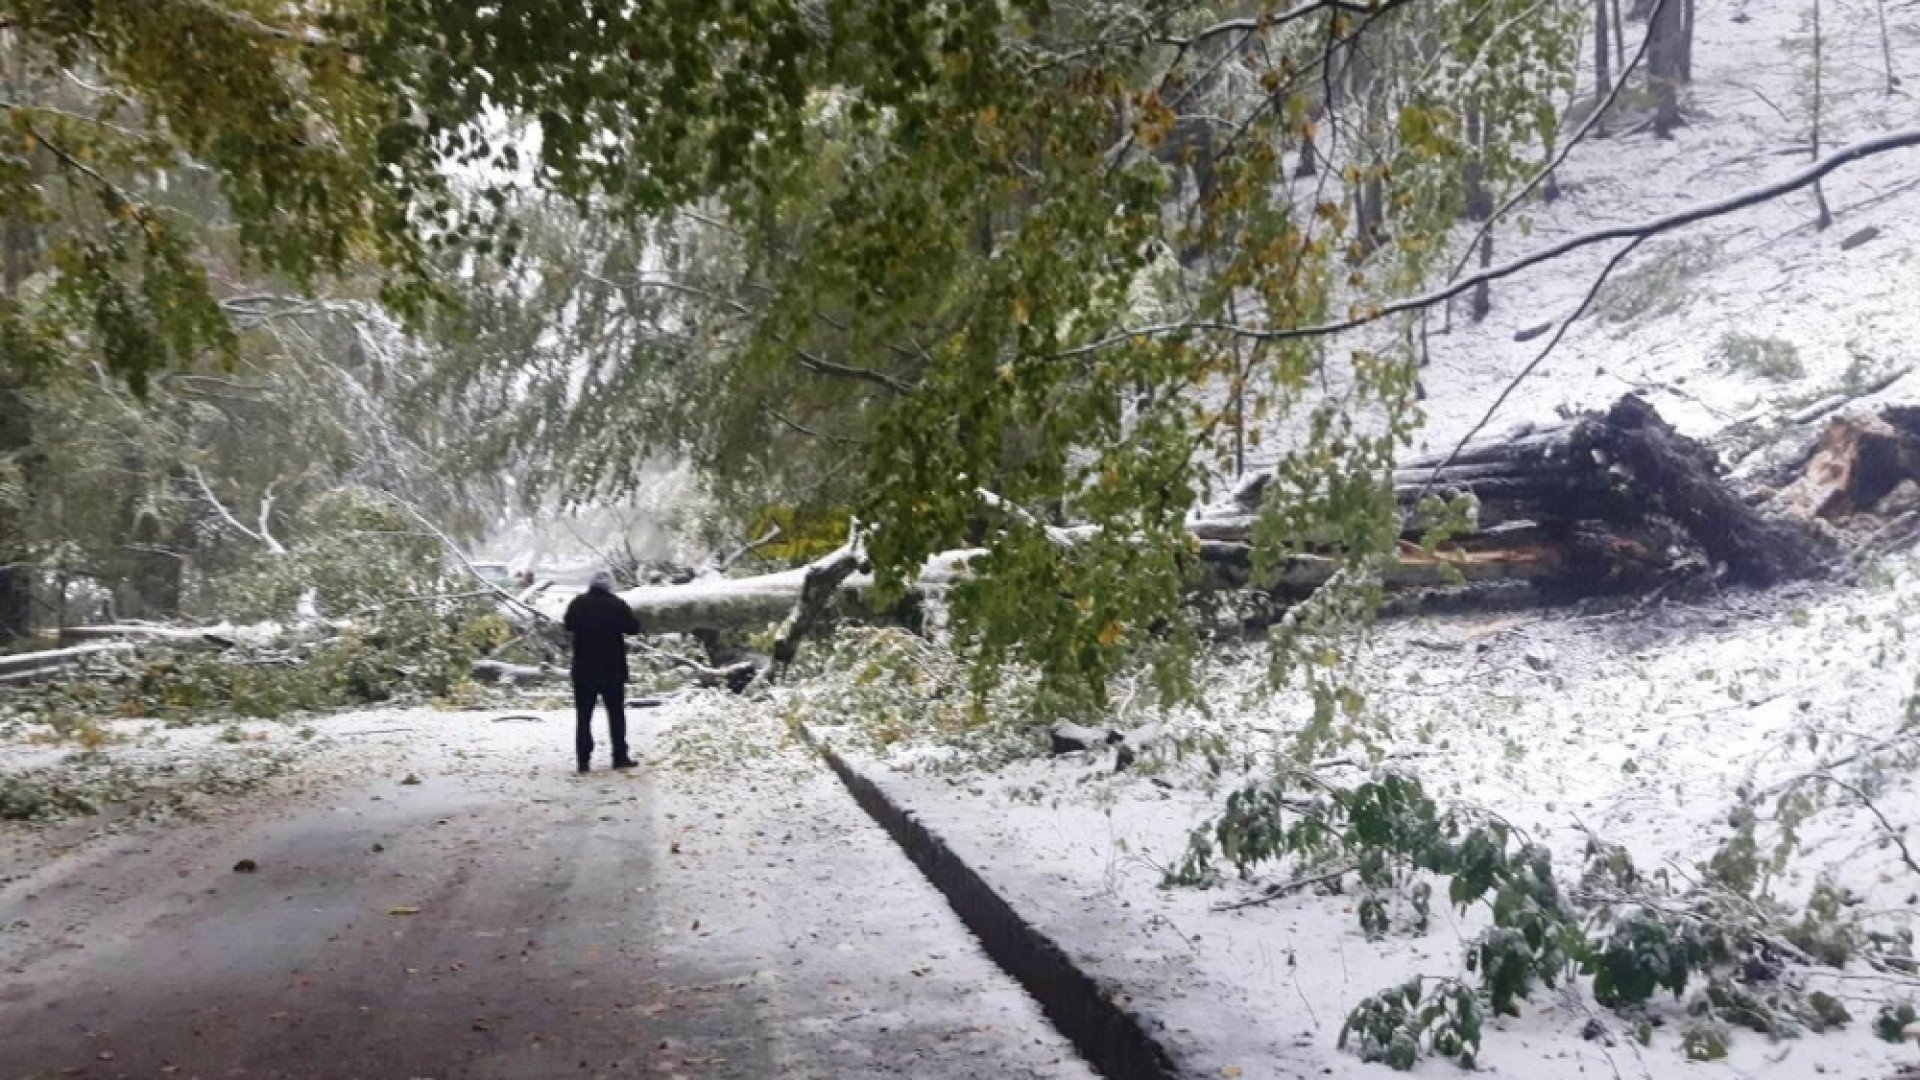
[{"x1": 563, "y1": 570, "x2": 641, "y2": 774}]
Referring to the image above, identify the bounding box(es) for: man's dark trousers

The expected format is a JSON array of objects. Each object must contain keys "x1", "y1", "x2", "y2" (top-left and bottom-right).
[{"x1": 574, "y1": 680, "x2": 629, "y2": 769}]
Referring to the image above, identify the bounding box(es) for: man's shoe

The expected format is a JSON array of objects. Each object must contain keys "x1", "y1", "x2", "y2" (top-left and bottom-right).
[
  {"x1": 577, "y1": 762, "x2": 591, "y2": 774},
  {"x1": 611, "y1": 757, "x2": 638, "y2": 770}
]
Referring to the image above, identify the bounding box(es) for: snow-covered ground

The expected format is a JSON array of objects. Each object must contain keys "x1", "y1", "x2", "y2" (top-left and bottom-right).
[
  {"x1": 802, "y1": 547, "x2": 1918, "y2": 1076},
  {"x1": 1226, "y1": 0, "x2": 1920, "y2": 473},
  {"x1": 786, "y1": 3, "x2": 1920, "y2": 1076}
]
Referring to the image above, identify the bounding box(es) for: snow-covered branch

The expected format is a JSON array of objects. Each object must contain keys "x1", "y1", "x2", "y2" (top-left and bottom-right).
[
  {"x1": 190, "y1": 466, "x2": 286, "y2": 555},
  {"x1": 1060, "y1": 128, "x2": 1920, "y2": 357},
  {"x1": 1158, "y1": 0, "x2": 1415, "y2": 47}
]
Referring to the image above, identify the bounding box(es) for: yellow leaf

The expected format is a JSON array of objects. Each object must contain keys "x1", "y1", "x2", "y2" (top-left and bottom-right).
[
  {"x1": 1097, "y1": 621, "x2": 1124, "y2": 648},
  {"x1": 1075, "y1": 595, "x2": 1095, "y2": 614},
  {"x1": 388, "y1": 906, "x2": 421, "y2": 916},
  {"x1": 1012, "y1": 296, "x2": 1030, "y2": 325}
]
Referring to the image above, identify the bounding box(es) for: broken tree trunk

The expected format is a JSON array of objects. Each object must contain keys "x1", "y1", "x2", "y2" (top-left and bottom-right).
[
  {"x1": 1569, "y1": 395, "x2": 1829, "y2": 585},
  {"x1": 603, "y1": 396, "x2": 1827, "y2": 652},
  {"x1": 615, "y1": 547, "x2": 976, "y2": 636},
  {"x1": 762, "y1": 538, "x2": 865, "y2": 684},
  {"x1": 0, "y1": 642, "x2": 138, "y2": 684},
  {"x1": 1216, "y1": 394, "x2": 1828, "y2": 587},
  {"x1": 58, "y1": 624, "x2": 237, "y2": 650},
  {"x1": 1775, "y1": 406, "x2": 1920, "y2": 521}
]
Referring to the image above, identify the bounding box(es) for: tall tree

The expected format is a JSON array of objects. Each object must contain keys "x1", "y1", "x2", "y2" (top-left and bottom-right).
[
  {"x1": 1594, "y1": 0, "x2": 1613, "y2": 134},
  {"x1": 1649, "y1": 0, "x2": 1691, "y2": 136}
]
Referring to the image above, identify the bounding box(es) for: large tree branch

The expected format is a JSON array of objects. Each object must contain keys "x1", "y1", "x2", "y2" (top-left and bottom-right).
[
  {"x1": 381, "y1": 492, "x2": 554, "y2": 626},
  {"x1": 1158, "y1": 0, "x2": 1413, "y2": 47},
  {"x1": 189, "y1": 466, "x2": 283, "y2": 553},
  {"x1": 1059, "y1": 128, "x2": 1920, "y2": 358}
]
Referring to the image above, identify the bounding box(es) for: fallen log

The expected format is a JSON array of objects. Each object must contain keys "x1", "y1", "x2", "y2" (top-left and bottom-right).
[
  {"x1": 469, "y1": 659, "x2": 564, "y2": 685},
  {"x1": 614, "y1": 547, "x2": 977, "y2": 636},
  {"x1": 58, "y1": 625, "x2": 237, "y2": 650},
  {"x1": 1774, "y1": 406, "x2": 1920, "y2": 521},
  {"x1": 592, "y1": 396, "x2": 1818, "y2": 662},
  {"x1": 0, "y1": 642, "x2": 138, "y2": 683},
  {"x1": 1216, "y1": 395, "x2": 1827, "y2": 586},
  {"x1": 1569, "y1": 396, "x2": 1830, "y2": 585}
]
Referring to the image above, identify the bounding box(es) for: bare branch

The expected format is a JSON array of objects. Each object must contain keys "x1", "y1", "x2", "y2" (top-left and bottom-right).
[
  {"x1": 768, "y1": 408, "x2": 871, "y2": 446},
  {"x1": 1159, "y1": 0, "x2": 1408, "y2": 47},
  {"x1": 1060, "y1": 128, "x2": 1920, "y2": 357},
  {"x1": 1413, "y1": 236, "x2": 1646, "y2": 505},
  {"x1": 188, "y1": 466, "x2": 270, "y2": 550},
  {"x1": 255, "y1": 478, "x2": 288, "y2": 555},
  {"x1": 381, "y1": 492, "x2": 555, "y2": 625},
  {"x1": 795, "y1": 349, "x2": 912, "y2": 394},
  {"x1": 712, "y1": 525, "x2": 784, "y2": 574},
  {"x1": 1816, "y1": 774, "x2": 1920, "y2": 880}
]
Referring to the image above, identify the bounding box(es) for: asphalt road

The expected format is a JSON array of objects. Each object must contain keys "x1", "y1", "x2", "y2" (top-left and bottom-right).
[{"x1": 0, "y1": 707, "x2": 1093, "y2": 1080}]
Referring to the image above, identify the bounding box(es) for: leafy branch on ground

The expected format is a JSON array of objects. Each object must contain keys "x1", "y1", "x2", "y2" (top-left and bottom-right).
[
  {"x1": 0, "y1": 603, "x2": 515, "y2": 735},
  {"x1": 1172, "y1": 768, "x2": 1909, "y2": 1069}
]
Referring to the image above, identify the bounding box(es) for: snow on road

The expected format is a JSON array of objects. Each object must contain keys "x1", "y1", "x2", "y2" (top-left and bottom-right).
[
  {"x1": 0, "y1": 699, "x2": 1094, "y2": 1080},
  {"x1": 809, "y1": 553, "x2": 1920, "y2": 1080}
]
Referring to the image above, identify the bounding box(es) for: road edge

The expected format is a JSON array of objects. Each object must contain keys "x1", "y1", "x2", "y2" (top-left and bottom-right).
[{"x1": 796, "y1": 724, "x2": 1189, "y2": 1080}]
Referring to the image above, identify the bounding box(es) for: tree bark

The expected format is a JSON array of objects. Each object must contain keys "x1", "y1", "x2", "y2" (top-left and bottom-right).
[
  {"x1": 1467, "y1": 108, "x2": 1494, "y2": 320},
  {"x1": 1594, "y1": 0, "x2": 1613, "y2": 131},
  {"x1": 1613, "y1": 0, "x2": 1628, "y2": 71},
  {"x1": 607, "y1": 398, "x2": 1829, "y2": 641},
  {"x1": 1649, "y1": 0, "x2": 1686, "y2": 137},
  {"x1": 1811, "y1": 0, "x2": 1834, "y2": 229},
  {"x1": 1680, "y1": 0, "x2": 1695, "y2": 82}
]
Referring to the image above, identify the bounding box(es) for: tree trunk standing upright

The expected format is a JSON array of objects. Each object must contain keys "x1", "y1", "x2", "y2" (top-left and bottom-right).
[
  {"x1": 1464, "y1": 108, "x2": 1494, "y2": 320},
  {"x1": 1594, "y1": 0, "x2": 1612, "y2": 135},
  {"x1": 1346, "y1": 42, "x2": 1388, "y2": 258},
  {"x1": 1811, "y1": 0, "x2": 1833, "y2": 229},
  {"x1": 1680, "y1": 0, "x2": 1694, "y2": 82},
  {"x1": 1613, "y1": 0, "x2": 1628, "y2": 71},
  {"x1": 1226, "y1": 294, "x2": 1247, "y2": 478},
  {"x1": 0, "y1": 29, "x2": 36, "y2": 642},
  {"x1": 1649, "y1": 0, "x2": 1688, "y2": 137}
]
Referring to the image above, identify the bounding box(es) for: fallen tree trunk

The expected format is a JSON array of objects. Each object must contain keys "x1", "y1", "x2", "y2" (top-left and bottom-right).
[
  {"x1": 1210, "y1": 394, "x2": 1828, "y2": 586},
  {"x1": 1569, "y1": 395, "x2": 1830, "y2": 585},
  {"x1": 58, "y1": 625, "x2": 237, "y2": 650},
  {"x1": 615, "y1": 547, "x2": 977, "y2": 636},
  {"x1": 468, "y1": 659, "x2": 565, "y2": 686},
  {"x1": 0, "y1": 642, "x2": 139, "y2": 684},
  {"x1": 608, "y1": 396, "x2": 1821, "y2": 644}
]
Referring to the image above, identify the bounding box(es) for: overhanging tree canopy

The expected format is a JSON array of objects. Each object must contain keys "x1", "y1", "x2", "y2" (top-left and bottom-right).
[{"x1": 7, "y1": 0, "x2": 1917, "y2": 711}]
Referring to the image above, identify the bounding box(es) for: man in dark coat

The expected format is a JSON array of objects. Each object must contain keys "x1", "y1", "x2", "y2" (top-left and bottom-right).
[{"x1": 563, "y1": 570, "x2": 641, "y2": 773}]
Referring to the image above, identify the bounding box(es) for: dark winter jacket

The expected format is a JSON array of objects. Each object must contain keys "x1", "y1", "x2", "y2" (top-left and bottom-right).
[{"x1": 564, "y1": 586, "x2": 640, "y2": 685}]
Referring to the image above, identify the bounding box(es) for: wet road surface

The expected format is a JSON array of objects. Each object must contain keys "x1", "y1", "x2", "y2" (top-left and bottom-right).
[{"x1": 0, "y1": 707, "x2": 1094, "y2": 1080}]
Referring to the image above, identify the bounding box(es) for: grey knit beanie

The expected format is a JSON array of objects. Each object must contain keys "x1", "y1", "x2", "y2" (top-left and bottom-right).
[{"x1": 588, "y1": 569, "x2": 616, "y2": 592}]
